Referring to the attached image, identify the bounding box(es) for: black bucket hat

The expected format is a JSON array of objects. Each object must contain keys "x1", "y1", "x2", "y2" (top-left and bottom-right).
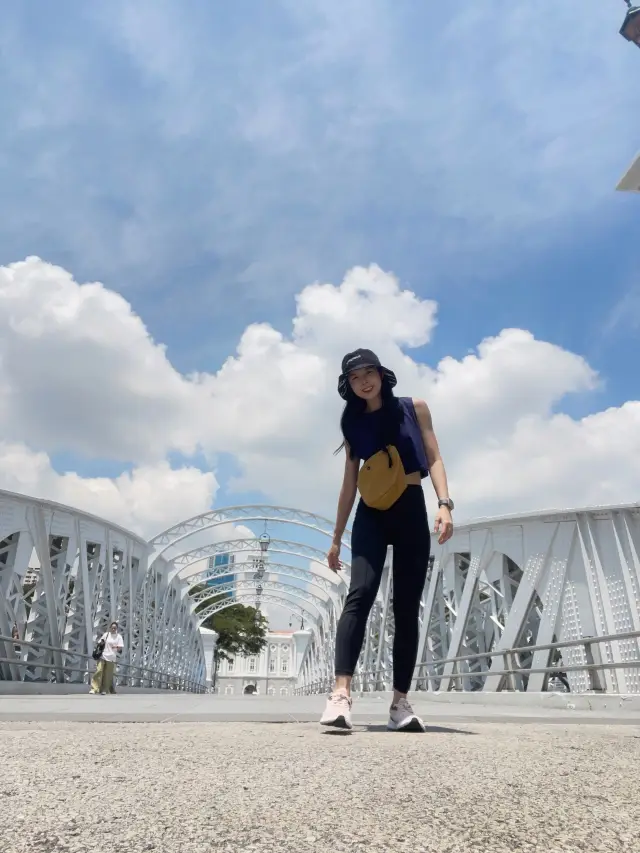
[{"x1": 337, "y1": 348, "x2": 397, "y2": 400}]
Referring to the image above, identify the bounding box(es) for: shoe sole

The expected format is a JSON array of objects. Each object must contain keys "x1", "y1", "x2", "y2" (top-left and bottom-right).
[
  {"x1": 387, "y1": 716, "x2": 426, "y2": 733},
  {"x1": 320, "y1": 715, "x2": 352, "y2": 730}
]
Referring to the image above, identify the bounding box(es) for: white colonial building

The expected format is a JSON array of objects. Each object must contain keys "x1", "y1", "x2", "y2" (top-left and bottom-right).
[{"x1": 207, "y1": 629, "x2": 312, "y2": 695}]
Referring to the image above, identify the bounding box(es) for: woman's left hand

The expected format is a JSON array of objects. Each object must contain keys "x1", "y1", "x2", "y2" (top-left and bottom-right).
[{"x1": 434, "y1": 506, "x2": 453, "y2": 545}]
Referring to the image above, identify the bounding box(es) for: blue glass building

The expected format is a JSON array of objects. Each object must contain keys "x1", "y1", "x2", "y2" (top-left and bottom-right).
[{"x1": 205, "y1": 553, "x2": 235, "y2": 599}]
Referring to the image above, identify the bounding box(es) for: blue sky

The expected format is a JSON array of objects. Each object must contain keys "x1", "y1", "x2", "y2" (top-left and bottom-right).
[{"x1": 1, "y1": 0, "x2": 639, "y2": 520}]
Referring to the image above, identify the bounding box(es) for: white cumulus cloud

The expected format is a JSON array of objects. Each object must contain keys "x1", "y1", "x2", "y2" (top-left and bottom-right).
[
  {"x1": 1, "y1": 256, "x2": 639, "y2": 534},
  {"x1": 0, "y1": 441, "x2": 217, "y2": 538},
  {"x1": 0, "y1": 257, "x2": 199, "y2": 462}
]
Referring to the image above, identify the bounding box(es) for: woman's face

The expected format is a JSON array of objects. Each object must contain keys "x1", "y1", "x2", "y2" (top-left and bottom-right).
[
  {"x1": 109, "y1": 623, "x2": 117, "y2": 633},
  {"x1": 348, "y1": 366, "x2": 382, "y2": 401}
]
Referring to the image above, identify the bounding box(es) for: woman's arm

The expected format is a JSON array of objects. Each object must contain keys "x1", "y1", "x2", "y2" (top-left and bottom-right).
[
  {"x1": 413, "y1": 399, "x2": 454, "y2": 544},
  {"x1": 327, "y1": 443, "x2": 359, "y2": 571},
  {"x1": 332, "y1": 443, "x2": 359, "y2": 546}
]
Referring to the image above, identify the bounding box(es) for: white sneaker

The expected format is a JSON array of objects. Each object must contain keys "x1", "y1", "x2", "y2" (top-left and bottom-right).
[
  {"x1": 320, "y1": 691, "x2": 353, "y2": 730},
  {"x1": 387, "y1": 697, "x2": 425, "y2": 732}
]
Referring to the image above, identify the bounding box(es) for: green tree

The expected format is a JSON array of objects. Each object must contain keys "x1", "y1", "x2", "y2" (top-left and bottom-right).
[{"x1": 191, "y1": 583, "x2": 268, "y2": 688}]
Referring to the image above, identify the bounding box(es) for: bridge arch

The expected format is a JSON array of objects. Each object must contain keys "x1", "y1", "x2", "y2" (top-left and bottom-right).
[
  {"x1": 197, "y1": 591, "x2": 320, "y2": 628},
  {"x1": 149, "y1": 505, "x2": 352, "y2": 564},
  {"x1": 170, "y1": 536, "x2": 347, "y2": 573},
  {"x1": 172, "y1": 537, "x2": 350, "y2": 584},
  {"x1": 187, "y1": 561, "x2": 341, "y2": 603},
  {"x1": 194, "y1": 575, "x2": 337, "y2": 665},
  {"x1": 147, "y1": 504, "x2": 354, "y2": 693},
  {"x1": 190, "y1": 577, "x2": 331, "y2": 620}
]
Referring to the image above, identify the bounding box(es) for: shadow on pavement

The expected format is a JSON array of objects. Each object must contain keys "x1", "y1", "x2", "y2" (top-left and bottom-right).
[
  {"x1": 360, "y1": 724, "x2": 476, "y2": 735},
  {"x1": 322, "y1": 728, "x2": 354, "y2": 736},
  {"x1": 321, "y1": 724, "x2": 476, "y2": 735}
]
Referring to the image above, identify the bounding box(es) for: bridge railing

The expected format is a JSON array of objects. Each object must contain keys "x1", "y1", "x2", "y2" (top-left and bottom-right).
[
  {"x1": 0, "y1": 635, "x2": 206, "y2": 694},
  {"x1": 295, "y1": 629, "x2": 640, "y2": 695}
]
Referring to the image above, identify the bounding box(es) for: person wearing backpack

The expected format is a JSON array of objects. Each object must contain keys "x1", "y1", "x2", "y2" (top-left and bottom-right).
[
  {"x1": 89, "y1": 621, "x2": 124, "y2": 695},
  {"x1": 320, "y1": 349, "x2": 454, "y2": 732}
]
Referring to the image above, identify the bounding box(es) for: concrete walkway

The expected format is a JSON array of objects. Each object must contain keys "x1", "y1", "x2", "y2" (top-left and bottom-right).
[
  {"x1": 1, "y1": 715, "x2": 639, "y2": 853},
  {"x1": 1, "y1": 691, "x2": 639, "y2": 724}
]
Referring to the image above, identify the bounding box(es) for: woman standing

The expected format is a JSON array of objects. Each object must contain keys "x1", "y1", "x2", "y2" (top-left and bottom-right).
[
  {"x1": 321, "y1": 349, "x2": 454, "y2": 731},
  {"x1": 90, "y1": 621, "x2": 124, "y2": 695}
]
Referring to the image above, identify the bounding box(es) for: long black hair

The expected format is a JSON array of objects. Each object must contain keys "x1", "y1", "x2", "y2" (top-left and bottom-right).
[{"x1": 335, "y1": 370, "x2": 402, "y2": 457}]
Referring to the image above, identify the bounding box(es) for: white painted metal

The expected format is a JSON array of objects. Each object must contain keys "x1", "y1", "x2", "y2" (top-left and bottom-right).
[
  {"x1": 171, "y1": 537, "x2": 346, "y2": 572},
  {"x1": 191, "y1": 578, "x2": 330, "y2": 618},
  {"x1": 150, "y1": 509, "x2": 359, "y2": 692},
  {"x1": 202, "y1": 592, "x2": 318, "y2": 627},
  {"x1": 405, "y1": 503, "x2": 640, "y2": 696},
  {"x1": 148, "y1": 500, "x2": 640, "y2": 696},
  {"x1": 188, "y1": 562, "x2": 340, "y2": 602},
  {"x1": 6, "y1": 491, "x2": 639, "y2": 697},
  {"x1": 149, "y1": 505, "x2": 351, "y2": 562},
  {"x1": 0, "y1": 489, "x2": 206, "y2": 687},
  {"x1": 297, "y1": 503, "x2": 640, "y2": 695}
]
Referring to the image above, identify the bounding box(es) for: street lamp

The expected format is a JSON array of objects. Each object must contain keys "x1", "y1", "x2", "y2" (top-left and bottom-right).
[
  {"x1": 255, "y1": 530, "x2": 271, "y2": 609},
  {"x1": 259, "y1": 531, "x2": 271, "y2": 553},
  {"x1": 252, "y1": 528, "x2": 271, "y2": 609},
  {"x1": 620, "y1": 2, "x2": 640, "y2": 47}
]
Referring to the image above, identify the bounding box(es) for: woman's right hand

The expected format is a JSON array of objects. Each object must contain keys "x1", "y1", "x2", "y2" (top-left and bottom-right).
[{"x1": 327, "y1": 541, "x2": 342, "y2": 572}]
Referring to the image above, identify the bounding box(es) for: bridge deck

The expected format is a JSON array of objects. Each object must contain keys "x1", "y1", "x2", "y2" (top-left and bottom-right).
[
  {"x1": 2, "y1": 706, "x2": 638, "y2": 853},
  {"x1": 1, "y1": 691, "x2": 639, "y2": 724}
]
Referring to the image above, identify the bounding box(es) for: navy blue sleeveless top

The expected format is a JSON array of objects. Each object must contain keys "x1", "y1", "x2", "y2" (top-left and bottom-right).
[{"x1": 344, "y1": 397, "x2": 429, "y2": 478}]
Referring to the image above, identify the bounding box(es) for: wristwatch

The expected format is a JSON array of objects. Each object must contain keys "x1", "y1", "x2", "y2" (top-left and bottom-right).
[{"x1": 438, "y1": 498, "x2": 454, "y2": 511}]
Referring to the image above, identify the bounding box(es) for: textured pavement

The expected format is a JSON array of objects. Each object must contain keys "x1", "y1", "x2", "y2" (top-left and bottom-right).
[{"x1": 2, "y1": 717, "x2": 639, "y2": 853}]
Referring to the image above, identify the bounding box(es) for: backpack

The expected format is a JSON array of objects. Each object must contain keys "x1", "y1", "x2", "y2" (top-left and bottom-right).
[{"x1": 92, "y1": 634, "x2": 106, "y2": 661}]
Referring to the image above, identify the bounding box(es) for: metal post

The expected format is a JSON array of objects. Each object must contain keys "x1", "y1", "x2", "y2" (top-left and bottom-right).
[
  {"x1": 583, "y1": 638, "x2": 605, "y2": 692},
  {"x1": 503, "y1": 652, "x2": 517, "y2": 691},
  {"x1": 27, "y1": 507, "x2": 65, "y2": 682},
  {"x1": 450, "y1": 660, "x2": 459, "y2": 691},
  {"x1": 265, "y1": 643, "x2": 270, "y2": 696}
]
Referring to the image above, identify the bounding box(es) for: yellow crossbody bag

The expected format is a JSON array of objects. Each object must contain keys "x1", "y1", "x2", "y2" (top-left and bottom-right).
[{"x1": 357, "y1": 445, "x2": 407, "y2": 510}]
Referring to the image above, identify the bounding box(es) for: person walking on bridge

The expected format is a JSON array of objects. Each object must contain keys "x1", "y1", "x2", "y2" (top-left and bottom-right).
[
  {"x1": 321, "y1": 349, "x2": 454, "y2": 732},
  {"x1": 90, "y1": 621, "x2": 124, "y2": 695}
]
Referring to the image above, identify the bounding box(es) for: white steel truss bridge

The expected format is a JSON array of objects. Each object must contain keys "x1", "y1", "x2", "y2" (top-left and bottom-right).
[
  {"x1": 0, "y1": 489, "x2": 205, "y2": 688},
  {"x1": 297, "y1": 502, "x2": 640, "y2": 695},
  {"x1": 3, "y1": 489, "x2": 640, "y2": 697},
  {"x1": 147, "y1": 504, "x2": 353, "y2": 688}
]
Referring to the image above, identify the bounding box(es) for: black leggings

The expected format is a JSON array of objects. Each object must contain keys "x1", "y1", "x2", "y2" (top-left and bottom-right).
[{"x1": 335, "y1": 485, "x2": 431, "y2": 694}]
